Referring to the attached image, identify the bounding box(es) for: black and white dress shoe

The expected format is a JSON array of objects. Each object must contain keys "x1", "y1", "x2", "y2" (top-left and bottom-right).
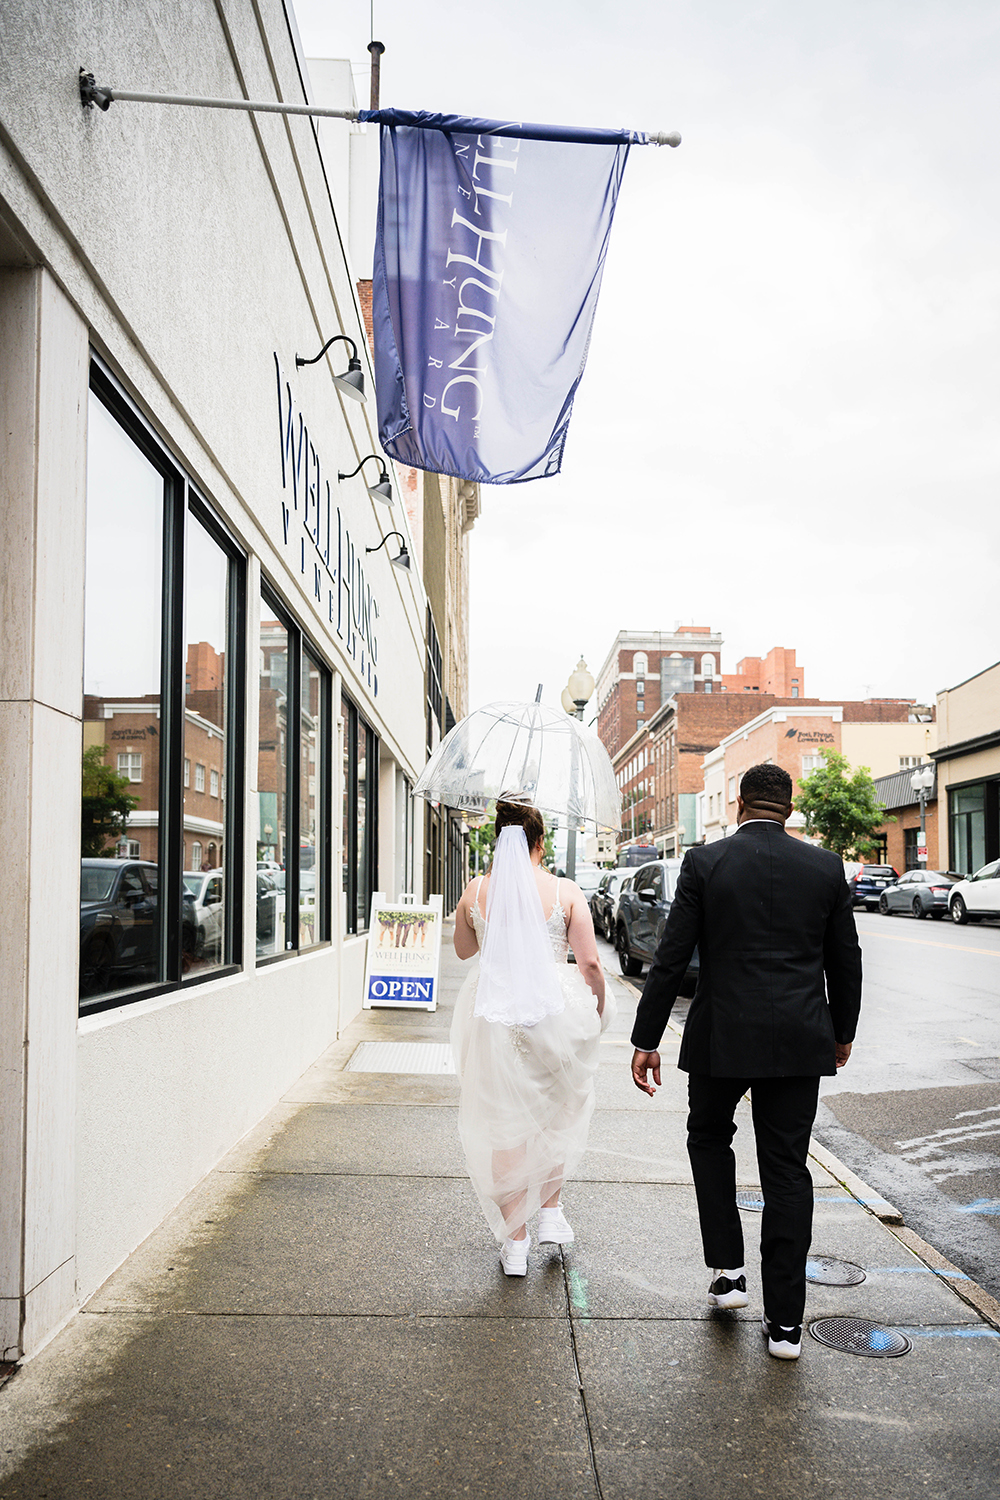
[
  {"x1": 708, "y1": 1271, "x2": 748, "y2": 1309},
  {"x1": 762, "y1": 1315, "x2": 802, "y2": 1359}
]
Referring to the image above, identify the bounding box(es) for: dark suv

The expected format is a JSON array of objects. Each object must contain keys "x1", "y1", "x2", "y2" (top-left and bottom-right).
[
  {"x1": 614, "y1": 858, "x2": 700, "y2": 992},
  {"x1": 79, "y1": 858, "x2": 159, "y2": 997},
  {"x1": 848, "y1": 864, "x2": 898, "y2": 911}
]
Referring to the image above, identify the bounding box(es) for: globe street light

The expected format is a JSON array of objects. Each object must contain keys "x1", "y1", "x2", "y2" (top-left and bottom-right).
[
  {"x1": 562, "y1": 658, "x2": 595, "y2": 881},
  {"x1": 910, "y1": 763, "x2": 934, "y2": 865}
]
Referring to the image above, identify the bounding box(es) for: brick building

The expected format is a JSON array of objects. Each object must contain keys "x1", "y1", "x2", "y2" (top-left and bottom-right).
[
  {"x1": 719, "y1": 646, "x2": 804, "y2": 698},
  {"x1": 596, "y1": 627, "x2": 723, "y2": 758},
  {"x1": 871, "y1": 766, "x2": 941, "y2": 871},
  {"x1": 638, "y1": 693, "x2": 826, "y2": 856},
  {"x1": 82, "y1": 640, "x2": 229, "y2": 870}
]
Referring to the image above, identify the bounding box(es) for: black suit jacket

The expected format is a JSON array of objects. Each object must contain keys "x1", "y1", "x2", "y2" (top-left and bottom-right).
[{"x1": 631, "y1": 823, "x2": 862, "y2": 1077}]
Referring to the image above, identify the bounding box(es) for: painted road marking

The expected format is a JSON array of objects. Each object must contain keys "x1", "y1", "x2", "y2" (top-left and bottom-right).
[{"x1": 860, "y1": 930, "x2": 1000, "y2": 958}]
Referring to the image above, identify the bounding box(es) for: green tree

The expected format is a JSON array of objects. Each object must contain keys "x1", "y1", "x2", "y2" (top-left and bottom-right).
[
  {"x1": 81, "y1": 744, "x2": 139, "y2": 858},
  {"x1": 468, "y1": 815, "x2": 496, "y2": 874},
  {"x1": 793, "y1": 750, "x2": 892, "y2": 859}
]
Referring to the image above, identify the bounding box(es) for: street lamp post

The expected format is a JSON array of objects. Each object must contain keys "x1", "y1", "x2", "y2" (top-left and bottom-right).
[
  {"x1": 910, "y1": 763, "x2": 934, "y2": 865},
  {"x1": 562, "y1": 658, "x2": 595, "y2": 882}
]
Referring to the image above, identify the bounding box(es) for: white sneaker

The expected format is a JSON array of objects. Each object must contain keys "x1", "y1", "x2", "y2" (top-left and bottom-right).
[
  {"x1": 537, "y1": 1207, "x2": 575, "y2": 1244},
  {"x1": 500, "y1": 1234, "x2": 529, "y2": 1276},
  {"x1": 708, "y1": 1271, "x2": 748, "y2": 1309},
  {"x1": 762, "y1": 1314, "x2": 802, "y2": 1359}
]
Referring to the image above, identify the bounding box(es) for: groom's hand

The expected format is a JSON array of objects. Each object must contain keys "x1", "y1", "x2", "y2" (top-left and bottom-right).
[{"x1": 631, "y1": 1049, "x2": 661, "y2": 1097}]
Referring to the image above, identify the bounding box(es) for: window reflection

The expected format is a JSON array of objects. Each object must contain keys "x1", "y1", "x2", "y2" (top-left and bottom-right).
[
  {"x1": 80, "y1": 392, "x2": 164, "y2": 1001},
  {"x1": 258, "y1": 607, "x2": 289, "y2": 956},
  {"x1": 299, "y1": 650, "x2": 322, "y2": 948},
  {"x1": 182, "y1": 515, "x2": 230, "y2": 979}
]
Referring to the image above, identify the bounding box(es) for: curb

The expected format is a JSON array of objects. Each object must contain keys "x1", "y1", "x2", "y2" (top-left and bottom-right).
[
  {"x1": 885, "y1": 1224, "x2": 1000, "y2": 1334},
  {"x1": 807, "y1": 1139, "x2": 903, "y2": 1223}
]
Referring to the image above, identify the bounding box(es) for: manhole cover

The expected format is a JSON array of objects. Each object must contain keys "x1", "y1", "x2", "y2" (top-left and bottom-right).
[
  {"x1": 809, "y1": 1317, "x2": 911, "y2": 1357},
  {"x1": 806, "y1": 1256, "x2": 867, "y2": 1286},
  {"x1": 736, "y1": 1190, "x2": 765, "y2": 1212}
]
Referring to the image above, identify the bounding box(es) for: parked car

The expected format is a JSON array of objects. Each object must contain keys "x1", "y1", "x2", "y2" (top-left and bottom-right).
[
  {"x1": 878, "y1": 869, "x2": 958, "y2": 920},
  {"x1": 183, "y1": 870, "x2": 224, "y2": 957},
  {"x1": 949, "y1": 860, "x2": 1000, "y2": 924},
  {"x1": 610, "y1": 873, "x2": 635, "y2": 937},
  {"x1": 614, "y1": 858, "x2": 699, "y2": 992},
  {"x1": 572, "y1": 864, "x2": 604, "y2": 899},
  {"x1": 848, "y1": 864, "x2": 898, "y2": 911},
  {"x1": 256, "y1": 869, "x2": 282, "y2": 949},
  {"x1": 591, "y1": 868, "x2": 632, "y2": 940},
  {"x1": 79, "y1": 858, "x2": 159, "y2": 997}
]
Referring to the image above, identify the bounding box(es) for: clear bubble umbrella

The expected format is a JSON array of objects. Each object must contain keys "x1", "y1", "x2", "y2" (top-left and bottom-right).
[{"x1": 413, "y1": 699, "x2": 621, "y2": 832}]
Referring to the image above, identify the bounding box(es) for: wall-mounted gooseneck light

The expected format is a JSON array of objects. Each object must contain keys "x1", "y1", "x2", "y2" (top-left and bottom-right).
[
  {"x1": 295, "y1": 334, "x2": 366, "y2": 403},
  {"x1": 365, "y1": 531, "x2": 411, "y2": 572},
  {"x1": 338, "y1": 454, "x2": 393, "y2": 506}
]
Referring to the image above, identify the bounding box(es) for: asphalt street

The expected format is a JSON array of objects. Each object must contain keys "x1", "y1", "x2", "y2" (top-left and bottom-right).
[{"x1": 596, "y1": 908, "x2": 1000, "y2": 1303}]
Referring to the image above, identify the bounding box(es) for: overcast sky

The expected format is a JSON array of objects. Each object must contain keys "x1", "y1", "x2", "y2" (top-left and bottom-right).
[{"x1": 294, "y1": 0, "x2": 1000, "y2": 720}]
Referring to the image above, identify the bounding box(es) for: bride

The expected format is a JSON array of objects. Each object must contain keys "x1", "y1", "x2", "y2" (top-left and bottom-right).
[{"x1": 451, "y1": 798, "x2": 611, "y2": 1275}]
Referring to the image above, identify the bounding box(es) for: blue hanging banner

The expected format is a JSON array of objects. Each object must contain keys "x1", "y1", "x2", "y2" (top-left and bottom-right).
[{"x1": 362, "y1": 109, "x2": 632, "y2": 485}]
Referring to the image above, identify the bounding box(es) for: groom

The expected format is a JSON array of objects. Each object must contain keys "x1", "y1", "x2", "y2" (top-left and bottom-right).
[{"x1": 630, "y1": 763, "x2": 862, "y2": 1359}]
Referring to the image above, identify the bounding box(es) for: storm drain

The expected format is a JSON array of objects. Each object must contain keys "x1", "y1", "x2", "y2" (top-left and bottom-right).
[
  {"x1": 346, "y1": 1042, "x2": 456, "y2": 1075},
  {"x1": 809, "y1": 1317, "x2": 911, "y2": 1357},
  {"x1": 736, "y1": 1190, "x2": 765, "y2": 1212},
  {"x1": 806, "y1": 1256, "x2": 867, "y2": 1286}
]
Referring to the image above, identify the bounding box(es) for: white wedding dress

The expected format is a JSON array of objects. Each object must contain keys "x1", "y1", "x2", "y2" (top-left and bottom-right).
[{"x1": 451, "y1": 880, "x2": 610, "y2": 1242}]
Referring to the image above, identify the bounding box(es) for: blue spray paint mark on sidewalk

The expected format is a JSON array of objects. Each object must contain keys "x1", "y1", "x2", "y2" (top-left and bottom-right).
[
  {"x1": 896, "y1": 1326, "x2": 1000, "y2": 1340},
  {"x1": 955, "y1": 1199, "x2": 1000, "y2": 1215}
]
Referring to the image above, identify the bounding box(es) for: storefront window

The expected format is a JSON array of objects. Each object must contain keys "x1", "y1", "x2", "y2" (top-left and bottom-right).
[
  {"x1": 182, "y1": 512, "x2": 233, "y2": 980},
  {"x1": 81, "y1": 364, "x2": 246, "y2": 1014},
  {"x1": 342, "y1": 692, "x2": 378, "y2": 934},
  {"x1": 81, "y1": 389, "x2": 164, "y2": 1003},
  {"x1": 256, "y1": 589, "x2": 330, "y2": 961},
  {"x1": 299, "y1": 648, "x2": 324, "y2": 949},
  {"x1": 950, "y1": 784, "x2": 985, "y2": 876}
]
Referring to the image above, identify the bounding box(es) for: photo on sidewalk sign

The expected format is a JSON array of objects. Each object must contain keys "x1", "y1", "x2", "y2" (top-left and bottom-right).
[{"x1": 363, "y1": 892, "x2": 444, "y2": 1010}]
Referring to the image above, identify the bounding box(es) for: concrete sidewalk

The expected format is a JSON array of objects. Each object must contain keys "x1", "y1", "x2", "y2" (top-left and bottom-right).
[{"x1": 2, "y1": 926, "x2": 999, "y2": 1499}]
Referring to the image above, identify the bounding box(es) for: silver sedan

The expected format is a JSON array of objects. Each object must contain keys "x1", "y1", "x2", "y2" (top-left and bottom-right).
[{"x1": 878, "y1": 869, "x2": 958, "y2": 920}]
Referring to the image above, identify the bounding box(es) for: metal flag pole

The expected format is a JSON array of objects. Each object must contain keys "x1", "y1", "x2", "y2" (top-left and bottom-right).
[
  {"x1": 77, "y1": 71, "x2": 681, "y2": 145},
  {"x1": 368, "y1": 41, "x2": 385, "y2": 111},
  {"x1": 79, "y1": 70, "x2": 360, "y2": 121}
]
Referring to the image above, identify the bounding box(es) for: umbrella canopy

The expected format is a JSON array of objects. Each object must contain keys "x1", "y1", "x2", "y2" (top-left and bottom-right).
[{"x1": 413, "y1": 700, "x2": 621, "y2": 832}]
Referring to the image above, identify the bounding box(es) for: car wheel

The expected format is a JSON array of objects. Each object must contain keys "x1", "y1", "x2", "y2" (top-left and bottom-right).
[
  {"x1": 80, "y1": 937, "x2": 113, "y2": 996},
  {"x1": 616, "y1": 928, "x2": 643, "y2": 978},
  {"x1": 912, "y1": 896, "x2": 927, "y2": 919},
  {"x1": 951, "y1": 896, "x2": 969, "y2": 925},
  {"x1": 878, "y1": 894, "x2": 890, "y2": 915}
]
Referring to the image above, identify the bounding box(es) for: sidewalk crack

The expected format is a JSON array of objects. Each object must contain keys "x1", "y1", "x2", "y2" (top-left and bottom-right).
[{"x1": 559, "y1": 1248, "x2": 604, "y2": 1500}]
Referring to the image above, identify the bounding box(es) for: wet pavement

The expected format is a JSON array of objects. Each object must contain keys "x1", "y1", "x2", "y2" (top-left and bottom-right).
[{"x1": 1, "y1": 924, "x2": 999, "y2": 1499}]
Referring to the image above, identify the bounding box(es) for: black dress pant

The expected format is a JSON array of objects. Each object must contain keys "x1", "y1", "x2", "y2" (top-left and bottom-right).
[{"x1": 686, "y1": 1072, "x2": 821, "y2": 1327}]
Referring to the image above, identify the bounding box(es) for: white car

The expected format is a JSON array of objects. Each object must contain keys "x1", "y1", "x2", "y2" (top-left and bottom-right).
[
  {"x1": 949, "y1": 860, "x2": 1000, "y2": 924},
  {"x1": 183, "y1": 870, "x2": 224, "y2": 956}
]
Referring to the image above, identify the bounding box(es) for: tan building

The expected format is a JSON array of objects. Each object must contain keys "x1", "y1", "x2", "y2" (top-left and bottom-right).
[
  {"x1": 932, "y1": 660, "x2": 1000, "y2": 875},
  {"x1": 709, "y1": 703, "x2": 936, "y2": 844}
]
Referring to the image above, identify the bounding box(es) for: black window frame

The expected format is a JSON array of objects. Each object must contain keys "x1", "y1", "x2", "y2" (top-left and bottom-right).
[
  {"x1": 82, "y1": 359, "x2": 247, "y2": 1016},
  {"x1": 341, "y1": 691, "x2": 379, "y2": 936},
  {"x1": 257, "y1": 584, "x2": 333, "y2": 965}
]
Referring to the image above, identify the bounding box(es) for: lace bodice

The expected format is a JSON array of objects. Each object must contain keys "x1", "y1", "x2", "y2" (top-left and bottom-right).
[{"x1": 470, "y1": 888, "x2": 570, "y2": 963}]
